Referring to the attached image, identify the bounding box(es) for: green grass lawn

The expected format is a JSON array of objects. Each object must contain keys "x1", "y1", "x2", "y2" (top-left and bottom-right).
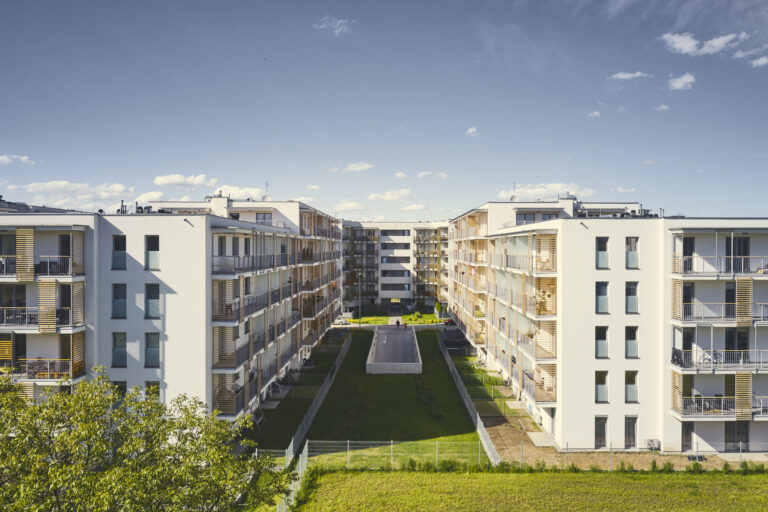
[
  {"x1": 401, "y1": 313, "x2": 441, "y2": 324},
  {"x1": 308, "y1": 330, "x2": 477, "y2": 443},
  {"x1": 295, "y1": 472, "x2": 768, "y2": 511},
  {"x1": 349, "y1": 316, "x2": 391, "y2": 325}
]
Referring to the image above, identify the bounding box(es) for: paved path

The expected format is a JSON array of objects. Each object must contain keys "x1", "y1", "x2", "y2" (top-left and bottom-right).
[
  {"x1": 388, "y1": 315, "x2": 402, "y2": 325},
  {"x1": 371, "y1": 326, "x2": 418, "y2": 363}
]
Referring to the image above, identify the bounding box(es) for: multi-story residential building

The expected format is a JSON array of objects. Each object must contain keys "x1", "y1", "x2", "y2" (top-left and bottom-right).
[
  {"x1": 342, "y1": 221, "x2": 448, "y2": 312},
  {"x1": 0, "y1": 197, "x2": 342, "y2": 421},
  {"x1": 448, "y1": 196, "x2": 768, "y2": 454}
]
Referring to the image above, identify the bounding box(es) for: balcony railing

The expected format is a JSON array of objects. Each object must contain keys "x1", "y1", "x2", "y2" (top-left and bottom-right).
[
  {"x1": 681, "y1": 396, "x2": 735, "y2": 417},
  {"x1": 672, "y1": 348, "x2": 768, "y2": 370},
  {"x1": 35, "y1": 256, "x2": 72, "y2": 276},
  {"x1": 212, "y1": 254, "x2": 274, "y2": 274},
  {"x1": 214, "y1": 387, "x2": 245, "y2": 416},
  {"x1": 673, "y1": 255, "x2": 768, "y2": 275},
  {"x1": 253, "y1": 333, "x2": 266, "y2": 353},
  {"x1": 522, "y1": 370, "x2": 556, "y2": 403},
  {"x1": 8, "y1": 358, "x2": 74, "y2": 379},
  {"x1": 679, "y1": 302, "x2": 768, "y2": 321},
  {"x1": 0, "y1": 307, "x2": 72, "y2": 327}
]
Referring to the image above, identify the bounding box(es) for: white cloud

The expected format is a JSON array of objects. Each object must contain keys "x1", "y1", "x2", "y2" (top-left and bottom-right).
[
  {"x1": 7, "y1": 184, "x2": 18, "y2": 191},
  {"x1": 586, "y1": 111, "x2": 600, "y2": 118},
  {"x1": 498, "y1": 182, "x2": 595, "y2": 201},
  {"x1": 734, "y1": 44, "x2": 768, "y2": 59},
  {"x1": 616, "y1": 187, "x2": 636, "y2": 193},
  {"x1": 368, "y1": 188, "x2": 411, "y2": 201},
  {"x1": 653, "y1": 104, "x2": 671, "y2": 111},
  {"x1": 661, "y1": 32, "x2": 741, "y2": 56},
  {"x1": 607, "y1": 71, "x2": 649, "y2": 80},
  {"x1": 214, "y1": 185, "x2": 264, "y2": 199},
  {"x1": 305, "y1": 184, "x2": 320, "y2": 190},
  {"x1": 394, "y1": 172, "x2": 407, "y2": 179},
  {"x1": 290, "y1": 196, "x2": 316, "y2": 203},
  {"x1": 750, "y1": 56, "x2": 768, "y2": 68},
  {"x1": 326, "y1": 167, "x2": 339, "y2": 173},
  {"x1": 0, "y1": 154, "x2": 35, "y2": 165},
  {"x1": 417, "y1": 171, "x2": 432, "y2": 178},
  {"x1": 135, "y1": 191, "x2": 164, "y2": 203},
  {"x1": 344, "y1": 162, "x2": 374, "y2": 172},
  {"x1": 313, "y1": 15, "x2": 354, "y2": 36},
  {"x1": 16, "y1": 180, "x2": 134, "y2": 211},
  {"x1": 465, "y1": 126, "x2": 478, "y2": 137},
  {"x1": 153, "y1": 173, "x2": 217, "y2": 187},
  {"x1": 401, "y1": 204, "x2": 426, "y2": 211},
  {"x1": 334, "y1": 199, "x2": 364, "y2": 211},
  {"x1": 643, "y1": 159, "x2": 655, "y2": 165},
  {"x1": 668, "y1": 73, "x2": 695, "y2": 90},
  {"x1": 437, "y1": 172, "x2": 448, "y2": 179}
]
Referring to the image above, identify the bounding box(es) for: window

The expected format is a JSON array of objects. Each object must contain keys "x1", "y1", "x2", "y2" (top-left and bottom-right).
[
  {"x1": 145, "y1": 283, "x2": 160, "y2": 319},
  {"x1": 244, "y1": 277, "x2": 251, "y2": 296},
  {"x1": 244, "y1": 238, "x2": 251, "y2": 255},
  {"x1": 381, "y1": 283, "x2": 411, "y2": 291},
  {"x1": 114, "y1": 381, "x2": 127, "y2": 396},
  {"x1": 595, "y1": 282, "x2": 609, "y2": 313},
  {"x1": 625, "y1": 371, "x2": 638, "y2": 403},
  {"x1": 595, "y1": 417, "x2": 607, "y2": 449},
  {"x1": 145, "y1": 381, "x2": 160, "y2": 399},
  {"x1": 218, "y1": 236, "x2": 226, "y2": 256},
  {"x1": 381, "y1": 229, "x2": 410, "y2": 237},
  {"x1": 596, "y1": 237, "x2": 609, "y2": 269},
  {"x1": 624, "y1": 417, "x2": 637, "y2": 449},
  {"x1": 145, "y1": 333, "x2": 160, "y2": 368},
  {"x1": 625, "y1": 326, "x2": 638, "y2": 358},
  {"x1": 595, "y1": 326, "x2": 608, "y2": 358},
  {"x1": 516, "y1": 213, "x2": 535, "y2": 225},
  {"x1": 255, "y1": 213, "x2": 273, "y2": 225},
  {"x1": 381, "y1": 256, "x2": 409, "y2": 264},
  {"x1": 381, "y1": 243, "x2": 410, "y2": 250},
  {"x1": 625, "y1": 237, "x2": 638, "y2": 269},
  {"x1": 112, "y1": 235, "x2": 126, "y2": 270},
  {"x1": 112, "y1": 333, "x2": 127, "y2": 368},
  {"x1": 595, "y1": 371, "x2": 608, "y2": 403},
  {"x1": 542, "y1": 213, "x2": 559, "y2": 221},
  {"x1": 145, "y1": 235, "x2": 159, "y2": 269},
  {"x1": 244, "y1": 318, "x2": 250, "y2": 334},
  {"x1": 381, "y1": 270, "x2": 410, "y2": 277},
  {"x1": 625, "y1": 282, "x2": 638, "y2": 314},
  {"x1": 232, "y1": 238, "x2": 239, "y2": 256},
  {"x1": 112, "y1": 284, "x2": 127, "y2": 319}
]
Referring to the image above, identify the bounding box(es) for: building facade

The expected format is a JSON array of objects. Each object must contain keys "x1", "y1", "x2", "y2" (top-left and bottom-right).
[
  {"x1": 0, "y1": 197, "x2": 342, "y2": 421},
  {"x1": 448, "y1": 196, "x2": 768, "y2": 453},
  {"x1": 342, "y1": 221, "x2": 448, "y2": 312}
]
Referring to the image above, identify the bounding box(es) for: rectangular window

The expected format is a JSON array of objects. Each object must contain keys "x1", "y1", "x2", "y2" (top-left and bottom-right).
[
  {"x1": 145, "y1": 283, "x2": 160, "y2": 319},
  {"x1": 244, "y1": 238, "x2": 251, "y2": 255},
  {"x1": 625, "y1": 282, "x2": 639, "y2": 314},
  {"x1": 595, "y1": 326, "x2": 608, "y2": 358},
  {"x1": 114, "y1": 381, "x2": 127, "y2": 396},
  {"x1": 596, "y1": 282, "x2": 609, "y2": 314},
  {"x1": 625, "y1": 371, "x2": 638, "y2": 403},
  {"x1": 232, "y1": 238, "x2": 239, "y2": 256},
  {"x1": 381, "y1": 256, "x2": 410, "y2": 264},
  {"x1": 624, "y1": 416, "x2": 637, "y2": 449},
  {"x1": 542, "y1": 213, "x2": 559, "y2": 221},
  {"x1": 595, "y1": 371, "x2": 608, "y2": 403},
  {"x1": 244, "y1": 277, "x2": 251, "y2": 296},
  {"x1": 380, "y1": 230, "x2": 410, "y2": 237},
  {"x1": 112, "y1": 332, "x2": 127, "y2": 368},
  {"x1": 595, "y1": 417, "x2": 607, "y2": 449},
  {"x1": 145, "y1": 333, "x2": 160, "y2": 368},
  {"x1": 625, "y1": 237, "x2": 639, "y2": 269},
  {"x1": 516, "y1": 213, "x2": 535, "y2": 225},
  {"x1": 112, "y1": 283, "x2": 127, "y2": 319},
  {"x1": 218, "y1": 236, "x2": 226, "y2": 256},
  {"x1": 596, "y1": 237, "x2": 609, "y2": 269},
  {"x1": 625, "y1": 326, "x2": 638, "y2": 358},
  {"x1": 145, "y1": 235, "x2": 159, "y2": 269},
  {"x1": 112, "y1": 235, "x2": 126, "y2": 270}
]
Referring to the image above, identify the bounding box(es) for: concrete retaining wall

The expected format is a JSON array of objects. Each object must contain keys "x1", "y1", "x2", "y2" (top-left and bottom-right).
[{"x1": 366, "y1": 326, "x2": 423, "y2": 374}]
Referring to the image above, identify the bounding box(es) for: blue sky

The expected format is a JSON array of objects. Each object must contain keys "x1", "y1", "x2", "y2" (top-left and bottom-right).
[{"x1": 1, "y1": 0, "x2": 767, "y2": 220}]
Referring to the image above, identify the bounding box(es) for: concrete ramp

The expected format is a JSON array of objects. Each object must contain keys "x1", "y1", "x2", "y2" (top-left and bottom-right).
[{"x1": 366, "y1": 326, "x2": 422, "y2": 374}]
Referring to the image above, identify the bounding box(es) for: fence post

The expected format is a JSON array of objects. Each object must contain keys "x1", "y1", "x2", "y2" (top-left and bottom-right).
[
  {"x1": 391, "y1": 440, "x2": 394, "y2": 467},
  {"x1": 565, "y1": 442, "x2": 568, "y2": 467},
  {"x1": 609, "y1": 442, "x2": 612, "y2": 471},
  {"x1": 739, "y1": 441, "x2": 743, "y2": 468},
  {"x1": 521, "y1": 440, "x2": 524, "y2": 465},
  {"x1": 436, "y1": 440, "x2": 439, "y2": 465},
  {"x1": 347, "y1": 440, "x2": 350, "y2": 469}
]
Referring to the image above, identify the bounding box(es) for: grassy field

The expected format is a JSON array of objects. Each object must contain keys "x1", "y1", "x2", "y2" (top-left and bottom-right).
[
  {"x1": 401, "y1": 313, "x2": 441, "y2": 324},
  {"x1": 295, "y1": 471, "x2": 768, "y2": 511},
  {"x1": 308, "y1": 330, "x2": 477, "y2": 443}
]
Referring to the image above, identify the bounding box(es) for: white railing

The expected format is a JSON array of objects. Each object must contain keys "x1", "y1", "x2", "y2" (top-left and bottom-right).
[
  {"x1": 679, "y1": 349, "x2": 768, "y2": 370},
  {"x1": 681, "y1": 396, "x2": 735, "y2": 417},
  {"x1": 673, "y1": 255, "x2": 768, "y2": 275},
  {"x1": 681, "y1": 302, "x2": 768, "y2": 321}
]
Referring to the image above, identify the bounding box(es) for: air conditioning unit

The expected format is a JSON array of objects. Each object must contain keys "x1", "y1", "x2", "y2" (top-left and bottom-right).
[{"x1": 645, "y1": 439, "x2": 661, "y2": 450}]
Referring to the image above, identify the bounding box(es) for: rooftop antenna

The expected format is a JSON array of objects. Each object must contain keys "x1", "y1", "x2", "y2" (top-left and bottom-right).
[
  {"x1": 509, "y1": 181, "x2": 518, "y2": 202},
  {"x1": 261, "y1": 181, "x2": 272, "y2": 201}
]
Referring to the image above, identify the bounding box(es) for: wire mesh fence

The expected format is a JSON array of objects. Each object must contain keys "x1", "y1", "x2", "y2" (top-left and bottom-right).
[{"x1": 306, "y1": 439, "x2": 490, "y2": 468}]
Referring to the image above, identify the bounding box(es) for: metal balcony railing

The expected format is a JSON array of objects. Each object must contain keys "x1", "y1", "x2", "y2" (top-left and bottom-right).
[
  {"x1": 681, "y1": 396, "x2": 735, "y2": 417},
  {"x1": 10, "y1": 358, "x2": 73, "y2": 379},
  {"x1": 672, "y1": 348, "x2": 768, "y2": 370},
  {"x1": 35, "y1": 256, "x2": 72, "y2": 276},
  {"x1": 0, "y1": 307, "x2": 72, "y2": 327},
  {"x1": 211, "y1": 254, "x2": 275, "y2": 274},
  {"x1": 673, "y1": 255, "x2": 768, "y2": 275}
]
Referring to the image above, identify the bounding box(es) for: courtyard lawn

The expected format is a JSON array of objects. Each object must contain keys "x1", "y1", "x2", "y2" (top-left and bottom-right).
[
  {"x1": 295, "y1": 471, "x2": 768, "y2": 512},
  {"x1": 401, "y1": 313, "x2": 441, "y2": 324},
  {"x1": 307, "y1": 330, "x2": 477, "y2": 443},
  {"x1": 348, "y1": 316, "x2": 390, "y2": 325}
]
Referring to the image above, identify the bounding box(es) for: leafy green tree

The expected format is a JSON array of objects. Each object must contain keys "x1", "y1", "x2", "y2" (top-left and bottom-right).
[{"x1": 0, "y1": 368, "x2": 287, "y2": 511}]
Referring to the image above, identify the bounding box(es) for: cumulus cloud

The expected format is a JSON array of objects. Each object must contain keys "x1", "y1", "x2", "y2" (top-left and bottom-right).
[
  {"x1": 344, "y1": 162, "x2": 374, "y2": 172},
  {"x1": 153, "y1": 173, "x2": 217, "y2": 187},
  {"x1": 498, "y1": 182, "x2": 595, "y2": 201},
  {"x1": 668, "y1": 73, "x2": 695, "y2": 90},
  {"x1": 15, "y1": 180, "x2": 134, "y2": 211},
  {"x1": 135, "y1": 191, "x2": 164, "y2": 203},
  {"x1": 465, "y1": 126, "x2": 478, "y2": 137},
  {"x1": 417, "y1": 171, "x2": 432, "y2": 178},
  {"x1": 368, "y1": 188, "x2": 411, "y2": 201},
  {"x1": 616, "y1": 187, "x2": 636, "y2": 193},
  {"x1": 607, "y1": 71, "x2": 649, "y2": 80},
  {"x1": 305, "y1": 184, "x2": 320, "y2": 190},
  {"x1": 290, "y1": 196, "x2": 316, "y2": 203},
  {"x1": 214, "y1": 185, "x2": 264, "y2": 199},
  {"x1": 401, "y1": 204, "x2": 426, "y2": 211},
  {"x1": 0, "y1": 154, "x2": 35, "y2": 165},
  {"x1": 660, "y1": 32, "x2": 744, "y2": 56},
  {"x1": 334, "y1": 199, "x2": 364, "y2": 211},
  {"x1": 734, "y1": 44, "x2": 768, "y2": 59},
  {"x1": 586, "y1": 111, "x2": 600, "y2": 118},
  {"x1": 750, "y1": 56, "x2": 768, "y2": 68},
  {"x1": 653, "y1": 104, "x2": 671, "y2": 111},
  {"x1": 394, "y1": 172, "x2": 407, "y2": 179},
  {"x1": 313, "y1": 15, "x2": 354, "y2": 36}
]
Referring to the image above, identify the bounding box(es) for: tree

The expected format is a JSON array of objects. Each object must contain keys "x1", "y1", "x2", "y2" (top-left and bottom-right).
[{"x1": 0, "y1": 368, "x2": 288, "y2": 511}]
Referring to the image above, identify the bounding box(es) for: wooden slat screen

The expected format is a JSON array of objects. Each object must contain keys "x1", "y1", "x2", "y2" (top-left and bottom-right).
[
  {"x1": 672, "y1": 280, "x2": 682, "y2": 320},
  {"x1": 16, "y1": 228, "x2": 34, "y2": 281},
  {"x1": 736, "y1": 278, "x2": 753, "y2": 327},
  {"x1": 38, "y1": 280, "x2": 57, "y2": 333},
  {"x1": 72, "y1": 282, "x2": 84, "y2": 325},
  {"x1": 0, "y1": 335, "x2": 12, "y2": 361},
  {"x1": 535, "y1": 320, "x2": 556, "y2": 358},
  {"x1": 735, "y1": 372, "x2": 752, "y2": 421},
  {"x1": 239, "y1": 276, "x2": 245, "y2": 322},
  {"x1": 535, "y1": 234, "x2": 557, "y2": 272},
  {"x1": 72, "y1": 331, "x2": 85, "y2": 377},
  {"x1": 671, "y1": 371, "x2": 682, "y2": 413},
  {"x1": 71, "y1": 231, "x2": 84, "y2": 275}
]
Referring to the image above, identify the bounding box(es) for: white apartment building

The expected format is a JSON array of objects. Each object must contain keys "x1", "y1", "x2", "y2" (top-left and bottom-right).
[
  {"x1": 449, "y1": 196, "x2": 768, "y2": 453},
  {"x1": 0, "y1": 197, "x2": 342, "y2": 421},
  {"x1": 342, "y1": 221, "x2": 448, "y2": 311}
]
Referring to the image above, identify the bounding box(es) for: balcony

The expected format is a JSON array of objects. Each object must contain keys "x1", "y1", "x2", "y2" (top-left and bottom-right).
[
  {"x1": 677, "y1": 302, "x2": 768, "y2": 322},
  {"x1": 212, "y1": 254, "x2": 274, "y2": 274},
  {"x1": 213, "y1": 342, "x2": 251, "y2": 369},
  {"x1": 681, "y1": 396, "x2": 735, "y2": 417},
  {"x1": 214, "y1": 387, "x2": 245, "y2": 416},
  {"x1": 672, "y1": 348, "x2": 768, "y2": 371},
  {"x1": 673, "y1": 255, "x2": 768, "y2": 276},
  {"x1": 0, "y1": 307, "x2": 73, "y2": 328},
  {"x1": 522, "y1": 366, "x2": 556, "y2": 403},
  {"x1": 0, "y1": 358, "x2": 81, "y2": 380}
]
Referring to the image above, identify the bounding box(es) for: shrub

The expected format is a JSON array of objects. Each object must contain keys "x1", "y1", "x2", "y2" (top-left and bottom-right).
[
  {"x1": 566, "y1": 463, "x2": 581, "y2": 473},
  {"x1": 650, "y1": 459, "x2": 658, "y2": 472},
  {"x1": 402, "y1": 458, "x2": 417, "y2": 471},
  {"x1": 721, "y1": 462, "x2": 732, "y2": 473},
  {"x1": 437, "y1": 459, "x2": 460, "y2": 472},
  {"x1": 686, "y1": 461, "x2": 704, "y2": 474},
  {"x1": 589, "y1": 464, "x2": 602, "y2": 472},
  {"x1": 661, "y1": 461, "x2": 674, "y2": 473},
  {"x1": 534, "y1": 459, "x2": 546, "y2": 472}
]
